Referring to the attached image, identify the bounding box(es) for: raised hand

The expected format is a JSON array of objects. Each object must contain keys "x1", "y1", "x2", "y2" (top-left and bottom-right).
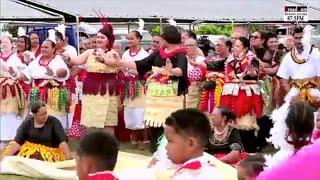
[
  {"x1": 60, "y1": 53, "x2": 70, "y2": 62},
  {"x1": 94, "y1": 48, "x2": 105, "y2": 63},
  {"x1": 8, "y1": 66, "x2": 17, "y2": 78},
  {"x1": 165, "y1": 58, "x2": 173, "y2": 71},
  {"x1": 61, "y1": 53, "x2": 72, "y2": 67},
  {"x1": 188, "y1": 57, "x2": 197, "y2": 66},
  {"x1": 111, "y1": 52, "x2": 120, "y2": 61},
  {"x1": 45, "y1": 66, "x2": 54, "y2": 76}
]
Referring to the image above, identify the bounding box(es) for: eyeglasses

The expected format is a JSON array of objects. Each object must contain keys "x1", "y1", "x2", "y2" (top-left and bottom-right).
[{"x1": 250, "y1": 35, "x2": 261, "y2": 39}]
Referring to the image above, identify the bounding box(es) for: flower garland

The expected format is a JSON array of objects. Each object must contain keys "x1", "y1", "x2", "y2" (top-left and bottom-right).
[
  {"x1": 214, "y1": 78, "x2": 224, "y2": 106},
  {"x1": 197, "y1": 77, "x2": 224, "y2": 112},
  {"x1": 290, "y1": 46, "x2": 313, "y2": 64},
  {"x1": 17, "y1": 84, "x2": 26, "y2": 111},
  {"x1": 147, "y1": 73, "x2": 170, "y2": 84},
  {"x1": 124, "y1": 76, "x2": 146, "y2": 101},
  {"x1": 291, "y1": 79, "x2": 320, "y2": 107},
  {"x1": 30, "y1": 87, "x2": 68, "y2": 112},
  {"x1": 197, "y1": 90, "x2": 209, "y2": 112},
  {"x1": 17, "y1": 141, "x2": 65, "y2": 162}
]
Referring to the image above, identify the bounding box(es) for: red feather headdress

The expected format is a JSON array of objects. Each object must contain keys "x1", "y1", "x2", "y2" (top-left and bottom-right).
[{"x1": 94, "y1": 10, "x2": 115, "y2": 50}]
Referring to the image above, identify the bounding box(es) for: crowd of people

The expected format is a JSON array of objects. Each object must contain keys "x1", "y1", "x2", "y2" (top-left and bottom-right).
[{"x1": 0, "y1": 20, "x2": 320, "y2": 179}]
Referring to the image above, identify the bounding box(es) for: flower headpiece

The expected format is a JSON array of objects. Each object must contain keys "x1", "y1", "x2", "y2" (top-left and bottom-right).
[
  {"x1": 94, "y1": 10, "x2": 115, "y2": 50},
  {"x1": 54, "y1": 24, "x2": 67, "y2": 40},
  {"x1": 47, "y1": 29, "x2": 56, "y2": 44}
]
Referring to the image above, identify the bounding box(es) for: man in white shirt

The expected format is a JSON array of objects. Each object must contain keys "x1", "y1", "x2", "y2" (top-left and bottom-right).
[{"x1": 277, "y1": 26, "x2": 320, "y2": 106}]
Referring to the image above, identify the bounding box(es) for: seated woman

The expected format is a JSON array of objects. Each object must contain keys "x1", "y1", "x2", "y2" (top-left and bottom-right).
[
  {"x1": 2, "y1": 101, "x2": 71, "y2": 162},
  {"x1": 206, "y1": 106, "x2": 247, "y2": 164}
]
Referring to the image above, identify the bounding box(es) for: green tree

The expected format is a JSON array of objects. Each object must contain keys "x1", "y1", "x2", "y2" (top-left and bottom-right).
[
  {"x1": 150, "y1": 25, "x2": 161, "y2": 36},
  {"x1": 3, "y1": 26, "x2": 18, "y2": 37},
  {"x1": 196, "y1": 24, "x2": 232, "y2": 36},
  {"x1": 248, "y1": 24, "x2": 265, "y2": 34}
]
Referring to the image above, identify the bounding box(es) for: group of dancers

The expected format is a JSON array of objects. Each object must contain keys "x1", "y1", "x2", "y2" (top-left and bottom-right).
[{"x1": 1, "y1": 19, "x2": 320, "y2": 179}]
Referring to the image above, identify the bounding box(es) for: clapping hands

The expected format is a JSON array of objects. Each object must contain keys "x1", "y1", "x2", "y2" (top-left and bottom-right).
[
  {"x1": 45, "y1": 66, "x2": 54, "y2": 76},
  {"x1": 8, "y1": 66, "x2": 18, "y2": 78},
  {"x1": 94, "y1": 48, "x2": 105, "y2": 63},
  {"x1": 165, "y1": 58, "x2": 173, "y2": 71}
]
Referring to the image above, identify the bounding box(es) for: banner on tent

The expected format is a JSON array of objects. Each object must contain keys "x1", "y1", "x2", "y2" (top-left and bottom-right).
[{"x1": 284, "y1": 6, "x2": 308, "y2": 22}]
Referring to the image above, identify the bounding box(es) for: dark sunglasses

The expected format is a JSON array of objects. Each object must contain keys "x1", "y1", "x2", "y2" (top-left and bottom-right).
[{"x1": 250, "y1": 35, "x2": 260, "y2": 39}]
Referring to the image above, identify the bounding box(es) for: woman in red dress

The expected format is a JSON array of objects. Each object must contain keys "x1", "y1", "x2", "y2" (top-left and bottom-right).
[{"x1": 220, "y1": 37, "x2": 264, "y2": 152}]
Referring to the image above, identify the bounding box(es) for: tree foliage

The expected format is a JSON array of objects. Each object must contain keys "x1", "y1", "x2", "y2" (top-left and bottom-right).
[
  {"x1": 196, "y1": 24, "x2": 232, "y2": 36},
  {"x1": 150, "y1": 25, "x2": 161, "y2": 36},
  {"x1": 3, "y1": 26, "x2": 18, "y2": 37},
  {"x1": 248, "y1": 24, "x2": 265, "y2": 34}
]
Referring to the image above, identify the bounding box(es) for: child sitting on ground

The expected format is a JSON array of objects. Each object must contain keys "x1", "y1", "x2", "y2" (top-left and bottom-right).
[
  {"x1": 237, "y1": 154, "x2": 266, "y2": 180},
  {"x1": 76, "y1": 131, "x2": 119, "y2": 180},
  {"x1": 164, "y1": 108, "x2": 221, "y2": 179}
]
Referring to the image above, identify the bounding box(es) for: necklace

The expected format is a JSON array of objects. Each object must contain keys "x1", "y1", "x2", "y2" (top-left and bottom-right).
[
  {"x1": 214, "y1": 125, "x2": 228, "y2": 135},
  {"x1": 0, "y1": 52, "x2": 13, "y2": 62},
  {"x1": 39, "y1": 56, "x2": 53, "y2": 66},
  {"x1": 129, "y1": 47, "x2": 141, "y2": 57},
  {"x1": 291, "y1": 46, "x2": 314, "y2": 64}
]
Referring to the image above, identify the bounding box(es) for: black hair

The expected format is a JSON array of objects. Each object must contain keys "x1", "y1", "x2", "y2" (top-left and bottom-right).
[
  {"x1": 238, "y1": 154, "x2": 266, "y2": 179},
  {"x1": 43, "y1": 39, "x2": 56, "y2": 48},
  {"x1": 130, "y1": 30, "x2": 143, "y2": 41},
  {"x1": 165, "y1": 108, "x2": 211, "y2": 147},
  {"x1": 225, "y1": 40, "x2": 232, "y2": 52},
  {"x1": 278, "y1": 43, "x2": 286, "y2": 51},
  {"x1": 251, "y1": 30, "x2": 267, "y2": 48},
  {"x1": 265, "y1": 32, "x2": 278, "y2": 50},
  {"x1": 218, "y1": 37, "x2": 232, "y2": 52},
  {"x1": 292, "y1": 26, "x2": 304, "y2": 36},
  {"x1": 98, "y1": 28, "x2": 115, "y2": 50},
  {"x1": 28, "y1": 31, "x2": 39, "y2": 37},
  {"x1": 238, "y1": 37, "x2": 250, "y2": 49},
  {"x1": 77, "y1": 131, "x2": 119, "y2": 171},
  {"x1": 216, "y1": 106, "x2": 236, "y2": 123},
  {"x1": 31, "y1": 101, "x2": 46, "y2": 114},
  {"x1": 286, "y1": 100, "x2": 315, "y2": 150},
  {"x1": 18, "y1": 36, "x2": 31, "y2": 51},
  {"x1": 265, "y1": 32, "x2": 277, "y2": 42},
  {"x1": 255, "y1": 30, "x2": 267, "y2": 41},
  {"x1": 161, "y1": 25, "x2": 181, "y2": 44},
  {"x1": 183, "y1": 30, "x2": 197, "y2": 40},
  {"x1": 55, "y1": 31, "x2": 64, "y2": 41},
  {"x1": 197, "y1": 36, "x2": 214, "y2": 57}
]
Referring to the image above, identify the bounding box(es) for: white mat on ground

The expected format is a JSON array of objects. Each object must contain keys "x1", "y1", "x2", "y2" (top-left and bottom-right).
[{"x1": 0, "y1": 152, "x2": 237, "y2": 179}]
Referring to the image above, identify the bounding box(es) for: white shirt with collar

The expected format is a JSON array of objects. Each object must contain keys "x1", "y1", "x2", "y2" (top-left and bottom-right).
[
  {"x1": 172, "y1": 155, "x2": 222, "y2": 180},
  {"x1": 277, "y1": 47, "x2": 320, "y2": 80}
]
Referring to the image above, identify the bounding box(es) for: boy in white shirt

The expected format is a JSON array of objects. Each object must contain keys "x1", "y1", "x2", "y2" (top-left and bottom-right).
[{"x1": 164, "y1": 109, "x2": 222, "y2": 179}]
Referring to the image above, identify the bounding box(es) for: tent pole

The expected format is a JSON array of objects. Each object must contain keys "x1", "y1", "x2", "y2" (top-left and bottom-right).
[
  {"x1": 76, "y1": 16, "x2": 80, "y2": 53},
  {"x1": 159, "y1": 17, "x2": 162, "y2": 34}
]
